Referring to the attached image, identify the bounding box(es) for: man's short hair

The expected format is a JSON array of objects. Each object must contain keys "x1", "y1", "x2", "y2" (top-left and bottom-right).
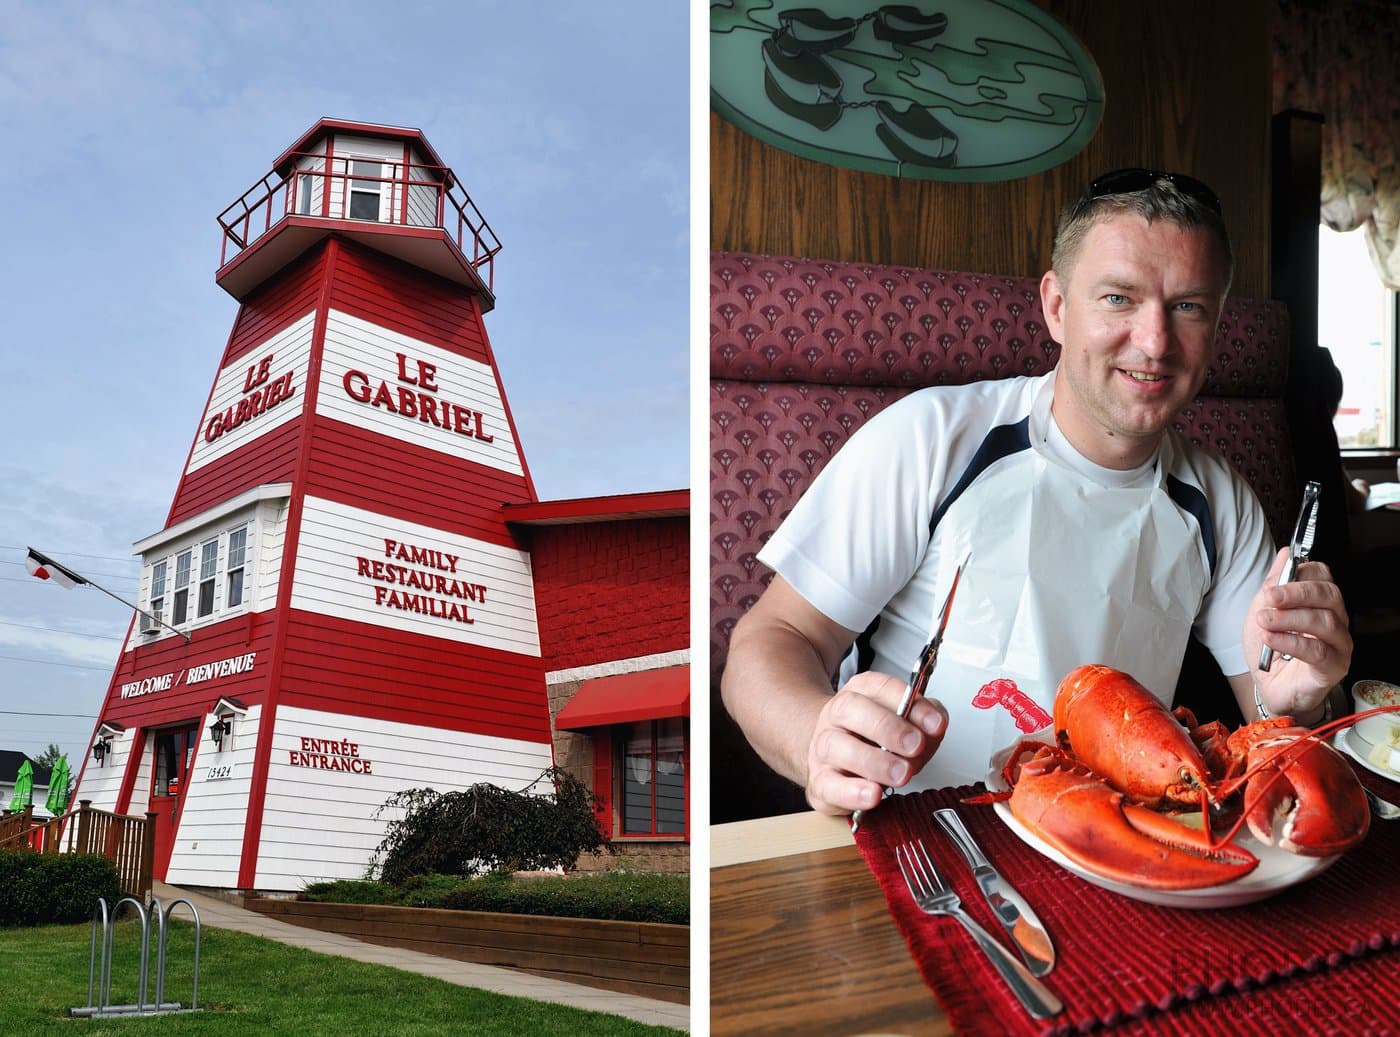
[{"x1": 1051, "y1": 172, "x2": 1235, "y2": 295}]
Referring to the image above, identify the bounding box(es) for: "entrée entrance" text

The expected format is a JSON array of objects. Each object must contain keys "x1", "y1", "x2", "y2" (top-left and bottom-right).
[{"x1": 287, "y1": 736, "x2": 373, "y2": 774}]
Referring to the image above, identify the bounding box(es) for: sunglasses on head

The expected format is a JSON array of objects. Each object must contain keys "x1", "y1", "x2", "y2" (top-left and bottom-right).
[{"x1": 1074, "y1": 168, "x2": 1223, "y2": 217}]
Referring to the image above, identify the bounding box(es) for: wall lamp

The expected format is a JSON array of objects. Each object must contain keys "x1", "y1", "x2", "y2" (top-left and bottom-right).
[
  {"x1": 91, "y1": 738, "x2": 112, "y2": 765},
  {"x1": 209, "y1": 717, "x2": 232, "y2": 750}
]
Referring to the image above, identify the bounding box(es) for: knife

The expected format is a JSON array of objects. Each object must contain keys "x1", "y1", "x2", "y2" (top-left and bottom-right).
[{"x1": 933, "y1": 807, "x2": 1056, "y2": 977}]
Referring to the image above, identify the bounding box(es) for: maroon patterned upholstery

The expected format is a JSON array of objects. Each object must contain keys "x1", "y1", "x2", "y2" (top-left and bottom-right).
[{"x1": 710, "y1": 251, "x2": 1297, "y2": 820}]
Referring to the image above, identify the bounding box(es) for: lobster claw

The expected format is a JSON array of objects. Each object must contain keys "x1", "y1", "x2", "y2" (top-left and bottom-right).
[
  {"x1": 1009, "y1": 748, "x2": 1259, "y2": 890},
  {"x1": 1234, "y1": 726, "x2": 1370, "y2": 857}
]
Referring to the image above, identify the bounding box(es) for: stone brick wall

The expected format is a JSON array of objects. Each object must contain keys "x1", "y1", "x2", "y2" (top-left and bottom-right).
[
  {"x1": 576, "y1": 840, "x2": 689, "y2": 874},
  {"x1": 527, "y1": 516, "x2": 688, "y2": 672}
]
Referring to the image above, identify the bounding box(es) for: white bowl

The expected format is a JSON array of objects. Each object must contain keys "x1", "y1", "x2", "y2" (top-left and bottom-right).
[
  {"x1": 1353, "y1": 678, "x2": 1400, "y2": 711},
  {"x1": 1351, "y1": 680, "x2": 1400, "y2": 744}
]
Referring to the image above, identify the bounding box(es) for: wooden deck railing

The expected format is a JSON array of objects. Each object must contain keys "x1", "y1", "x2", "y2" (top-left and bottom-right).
[{"x1": 0, "y1": 800, "x2": 155, "y2": 898}]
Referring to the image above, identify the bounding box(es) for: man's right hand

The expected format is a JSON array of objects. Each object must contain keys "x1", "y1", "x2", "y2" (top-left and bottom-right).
[{"x1": 806, "y1": 671, "x2": 949, "y2": 815}]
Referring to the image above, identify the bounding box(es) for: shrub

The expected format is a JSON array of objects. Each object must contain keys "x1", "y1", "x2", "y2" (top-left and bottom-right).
[
  {"x1": 441, "y1": 871, "x2": 688, "y2": 924},
  {"x1": 301, "y1": 870, "x2": 689, "y2": 924},
  {"x1": 372, "y1": 768, "x2": 611, "y2": 884},
  {"x1": 0, "y1": 851, "x2": 121, "y2": 927}
]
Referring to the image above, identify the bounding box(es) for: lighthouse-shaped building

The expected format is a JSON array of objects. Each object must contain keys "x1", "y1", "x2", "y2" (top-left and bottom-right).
[{"x1": 72, "y1": 119, "x2": 561, "y2": 891}]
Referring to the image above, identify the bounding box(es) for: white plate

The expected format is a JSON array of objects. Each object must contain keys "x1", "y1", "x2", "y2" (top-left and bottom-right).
[
  {"x1": 1335, "y1": 727, "x2": 1400, "y2": 783},
  {"x1": 986, "y1": 760, "x2": 1338, "y2": 909}
]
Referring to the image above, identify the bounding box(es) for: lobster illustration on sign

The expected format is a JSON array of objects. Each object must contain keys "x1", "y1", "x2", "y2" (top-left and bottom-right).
[
  {"x1": 973, "y1": 665, "x2": 1399, "y2": 890},
  {"x1": 971, "y1": 677, "x2": 1052, "y2": 732}
]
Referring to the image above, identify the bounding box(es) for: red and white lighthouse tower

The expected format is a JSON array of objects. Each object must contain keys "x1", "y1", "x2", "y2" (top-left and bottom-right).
[{"x1": 73, "y1": 119, "x2": 555, "y2": 891}]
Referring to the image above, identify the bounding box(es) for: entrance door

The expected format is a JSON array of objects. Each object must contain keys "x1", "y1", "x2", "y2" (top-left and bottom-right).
[{"x1": 149, "y1": 723, "x2": 200, "y2": 880}]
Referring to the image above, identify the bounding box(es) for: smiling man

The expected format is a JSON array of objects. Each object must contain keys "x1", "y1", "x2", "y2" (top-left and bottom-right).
[{"x1": 721, "y1": 169, "x2": 1353, "y2": 816}]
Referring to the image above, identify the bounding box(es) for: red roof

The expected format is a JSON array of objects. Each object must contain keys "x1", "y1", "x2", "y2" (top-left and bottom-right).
[
  {"x1": 554, "y1": 665, "x2": 690, "y2": 729},
  {"x1": 502, "y1": 489, "x2": 687, "y2": 525},
  {"x1": 272, "y1": 117, "x2": 451, "y2": 177}
]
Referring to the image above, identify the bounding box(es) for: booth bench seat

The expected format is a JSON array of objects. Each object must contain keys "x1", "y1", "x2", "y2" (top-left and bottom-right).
[{"x1": 710, "y1": 250, "x2": 1298, "y2": 822}]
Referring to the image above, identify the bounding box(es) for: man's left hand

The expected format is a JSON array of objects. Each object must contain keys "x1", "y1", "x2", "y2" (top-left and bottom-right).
[{"x1": 1245, "y1": 547, "x2": 1352, "y2": 717}]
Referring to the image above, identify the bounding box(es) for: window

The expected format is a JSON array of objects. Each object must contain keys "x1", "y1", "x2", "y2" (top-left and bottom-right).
[
  {"x1": 226, "y1": 526, "x2": 247, "y2": 607},
  {"x1": 1321, "y1": 226, "x2": 1398, "y2": 449},
  {"x1": 197, "y1": 540, "x2": 218, "y2": 618},
  {"x1": 349, "y1": 160, "x2": 382, "y2": 221},
  {"x1": 152, "y1": 725, "x2": 198, "y2": 798},
  {"x1": 144, "y1": 522, "x2": 254, "y2": 632},
  {"x1": 620, "y1": 718, "x2": 686, "y2": 836},
  {"x1": 297, "y1": 172, "x2": 315, "y2": 215},
  {"x1": 172, "y1": 550, "x2": 192, "y2": 625},
  {"x1": 150, "y1": 561, "x2": 167, "y2": 623}
]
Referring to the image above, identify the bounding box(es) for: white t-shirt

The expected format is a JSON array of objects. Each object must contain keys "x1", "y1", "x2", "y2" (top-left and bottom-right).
[{"x1": 758, "y1": 373, "x2": 1274, "y2": 783}]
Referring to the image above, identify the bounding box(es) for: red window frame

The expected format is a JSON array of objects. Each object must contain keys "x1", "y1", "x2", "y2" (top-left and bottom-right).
[{"x1": 617, "y1": 717, "x2": 688, "y2": 839}]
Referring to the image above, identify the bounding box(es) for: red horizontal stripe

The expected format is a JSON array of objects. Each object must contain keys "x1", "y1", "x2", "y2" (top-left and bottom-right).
[
  {"x1": 304, "y1": 416, "x2": 531, "y2": 545},
  {"x1": 169, "y1": 420, "x2": 301, "y2": 525},
  {"x1": 91, "y1": 608, "x2": 549, "y2": 745},
  {"x1": 277, "y1": 610, "x2": 550, "y2": 742},
  {"x1": 329, "y1": 241, "x2": 490, "y2": 363},
  {"x1": 223, "y1": 246, "x2": 327, "y2": 366}
]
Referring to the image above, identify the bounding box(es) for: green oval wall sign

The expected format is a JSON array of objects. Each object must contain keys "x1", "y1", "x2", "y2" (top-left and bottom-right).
[{"x1": 711, "y1": 0, "x2": 1104, "y2": 181}]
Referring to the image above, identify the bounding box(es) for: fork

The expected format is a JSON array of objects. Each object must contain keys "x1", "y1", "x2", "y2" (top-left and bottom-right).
[{"x1": 896, "y1": 839, "x2": 1063, "y2": 1019}]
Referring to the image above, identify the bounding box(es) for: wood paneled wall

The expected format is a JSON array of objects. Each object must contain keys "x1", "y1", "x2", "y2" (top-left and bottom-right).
[{"x1": 711, "y1": 0, "x2": 1273, "y2": 298}]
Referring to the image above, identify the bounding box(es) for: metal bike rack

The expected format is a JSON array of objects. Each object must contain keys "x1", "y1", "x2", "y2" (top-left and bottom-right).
[{"x1": 71, "y1": 894, "x2": 202, "y2": 1018}]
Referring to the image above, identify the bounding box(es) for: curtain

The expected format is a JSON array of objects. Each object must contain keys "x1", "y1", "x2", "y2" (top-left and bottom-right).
[{"x1": 1274, "y1": 0, "x2": 1400, "y2": 288}]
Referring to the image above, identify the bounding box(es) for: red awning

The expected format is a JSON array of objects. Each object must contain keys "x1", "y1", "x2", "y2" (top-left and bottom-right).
[{"x1": 554, "y1": 666, "x2": 690, "y2": 730}]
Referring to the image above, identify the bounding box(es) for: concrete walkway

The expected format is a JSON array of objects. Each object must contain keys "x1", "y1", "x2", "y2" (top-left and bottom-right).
[{"x1": 152, "y1": 882, "x2": 689, "y2": 1032}]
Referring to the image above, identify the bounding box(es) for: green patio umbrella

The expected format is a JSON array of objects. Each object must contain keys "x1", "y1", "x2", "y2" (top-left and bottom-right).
[
  {"x1": 45, "y1": 755, "x2": 71, "y2": 815},
  {"x1": 8, "y1": 760, "x2": 33, "y2": 813}
]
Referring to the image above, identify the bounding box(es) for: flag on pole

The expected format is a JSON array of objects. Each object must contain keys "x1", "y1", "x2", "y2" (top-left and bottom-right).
[
  {"x1": 23, "y1": 545, "x2": 191, "y2": 643},
  {"x1": 25, "y1": 547, "x2": 87, "y2": 589}
]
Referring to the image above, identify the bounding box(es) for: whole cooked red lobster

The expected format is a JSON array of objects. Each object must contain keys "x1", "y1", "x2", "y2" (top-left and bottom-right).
[{"x1": 979, "y1": 664, "x2": 1397, "y2": 890}]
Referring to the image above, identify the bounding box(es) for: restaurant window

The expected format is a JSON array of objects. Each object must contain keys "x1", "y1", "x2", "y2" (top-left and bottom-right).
[
  {"x1": 145, "y1": 521, "x2": 254, "y2": 632},
  {"x1": 226, "y1": 526, "x2": 247, "y2": 607},
  {"x1": 171, "y1": 550, "x2": 192, "y2": 626},
  {"x1": 150, "y1": 560, "x2": 167, "y2": 624},
  {"x1": 1321, "y1": 225, "x2": 1398, "y2": 449},
  {"x1": 620, "y1": 717, "x2": 686, "y2": 836},
  {"x1": 196, "y1": 539, "x2": 218, "y2": 618},
  {"x1": 348, "y1": 160, "x2": 382, "y2": 221}
]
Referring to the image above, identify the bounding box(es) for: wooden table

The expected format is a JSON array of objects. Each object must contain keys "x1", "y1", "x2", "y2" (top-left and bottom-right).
[{"x1": 710, "y1": 812, "x2": 952, "y2": 1037}]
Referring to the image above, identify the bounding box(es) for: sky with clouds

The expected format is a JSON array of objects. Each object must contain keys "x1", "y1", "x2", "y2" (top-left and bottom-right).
[{"x1": 0, "y1": 1, "x2": 689, "y2": 778}]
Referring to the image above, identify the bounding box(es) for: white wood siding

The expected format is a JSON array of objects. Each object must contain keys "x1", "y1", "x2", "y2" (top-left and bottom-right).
[
  {"x1": 317, "y1": 309, "x2": 525, "y2": 476},
  {"x1": 255, "y1": 497, "x2": 289, "y2": 612},
  {"x1": 290, "y1": 153, "x2": 327, "y2": 217},
  {"x1": 252, "y1": 704, "x2": 553, "y2": 889},
  {"x1": 71, "y1": 730, "x2": 138, "y2": 813},
  {"x1": 186, "y1": 312, "x2": 315, "y2": 474},
  {"x1": 165, "y1": 705, "x2": 261, "y2": 888},
  {"x1": 290, "y1": 496, "x2": 541, "y2": 656}
]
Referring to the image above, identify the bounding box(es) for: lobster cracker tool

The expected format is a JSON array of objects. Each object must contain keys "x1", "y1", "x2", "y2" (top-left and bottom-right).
[
  {"x1": 1258, "y1": 480, "x2": 1320, "y2": 673},
  {"x1": 851, "y1": 553, "x2": 969, "y2": 833}
]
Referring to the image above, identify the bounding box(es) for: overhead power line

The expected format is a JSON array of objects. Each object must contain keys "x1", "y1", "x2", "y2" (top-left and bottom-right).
[
  {"x1": 0, "y1": 560, "x2": 139, "y2": 583},
  {"x1": 0, "y1": 544, "x2": 141, "y2": 565},
  {"x1": 0, "y1": 653, "x2": 113, "y2": 672},
  {"x1": 0, "y1": 709, "x2": 98, "y2": 718},
  {"x1": 0, "y1": 619, "x2": 124, "y2": 641}
]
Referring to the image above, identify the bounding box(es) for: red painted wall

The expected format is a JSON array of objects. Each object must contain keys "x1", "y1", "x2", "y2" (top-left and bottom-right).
[
  {"x1": 526, "y1": 517, "x2": 688, "y2": 672},
  {"x1": 277, "y1": 610, "x2": 549, "y2": 741},
  {"x1": 99, "y1": 612, "x2": 274, "y2": 730}
]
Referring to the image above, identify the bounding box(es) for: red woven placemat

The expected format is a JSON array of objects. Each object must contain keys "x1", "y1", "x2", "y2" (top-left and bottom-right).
[{"x1": 853, "y1": 785, "x2": 1400, "y2": 1036}]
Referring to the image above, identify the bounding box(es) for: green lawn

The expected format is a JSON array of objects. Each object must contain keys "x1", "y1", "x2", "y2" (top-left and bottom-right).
[{"x1": 1, "y1": 921, "x2": 685, "y2": 1036}]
